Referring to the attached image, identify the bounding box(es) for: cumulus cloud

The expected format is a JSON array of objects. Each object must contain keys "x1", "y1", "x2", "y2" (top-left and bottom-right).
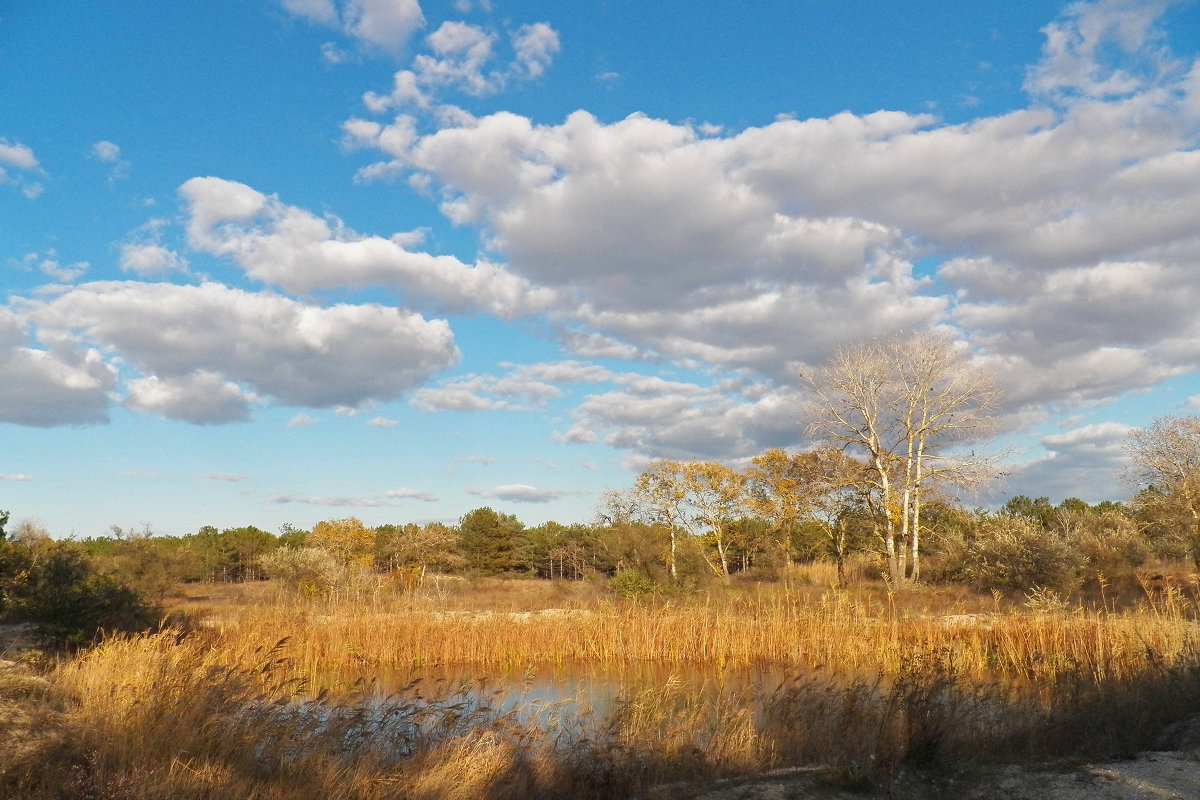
[
  {"x1": 91, "y1": 140, "x2": 130, "y2": 179},
  {"x1": 124, "y1": 370, "x2": 259, "y2": 424},
  {"x1": 282, "y1": 0, "x2": 424, "y2": 56},
  {"x1": 23, "y1": 281, "x2": 459, "y2": 411},
  {"x1": 414, "y1": 359, "x2": 804, "y2": 464},
  {"x1": 0, "y1": 308, "x2": 115, "y2": 426},
  {"x1": 359, "y1": 19, "x2": 558, "y2": 110},
  {"x1": 179, "y1": 176, "x2": 559, "y2": 317},
  {"x1": 342, "y1": 0, "x2": 1200, "y2": 426},
  {"x1": 413, "y1": 360, "x2": 624, "y2": 413},
  {"x1": 0, "y1": 138, "x2": 38, "y2": 170},
  {"x1": 93, "y1": 140, "x2": 120, "y2": 160},
  {"x1": 412, "y1": 366, "x2": 565, "y2": 412},
  {"x1": 119, "y1": 243, "x2": 189, "y2": 276},
  {"x1": 560, "y1": 378, "x2": 804, "y2": 462}
]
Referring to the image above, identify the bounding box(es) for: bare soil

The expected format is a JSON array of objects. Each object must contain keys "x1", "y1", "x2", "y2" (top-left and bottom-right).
[{"x1": 641, "y1": 720, "x2": 1200, "y2": 800}]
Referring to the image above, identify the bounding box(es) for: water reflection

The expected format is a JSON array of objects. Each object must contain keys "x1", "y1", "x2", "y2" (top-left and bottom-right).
[{"x1": 328, "y1": 661, "x2": 801, "y2": 720}]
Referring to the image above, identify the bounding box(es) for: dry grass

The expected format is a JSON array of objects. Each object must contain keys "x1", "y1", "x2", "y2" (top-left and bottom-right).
[
  {"x1": 3, "y1": 573, "x2": 1200, "y2": 799},
  {"x1": 185, "y1": 573, "x2": 1200, "y2": 691}
]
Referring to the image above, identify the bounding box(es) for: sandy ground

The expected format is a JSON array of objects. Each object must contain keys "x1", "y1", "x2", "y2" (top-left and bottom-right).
[{"x1": 641, "y1": 719, "x2": 1200, "y2": 800}]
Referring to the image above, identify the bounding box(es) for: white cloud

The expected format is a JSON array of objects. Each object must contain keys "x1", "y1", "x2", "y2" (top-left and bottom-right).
[
  {"x1": 92, "y1": 140, "x2": 121, "y2": 162},
  {"x1": 268, "y1": 493, "x2": 405, "y2": 507},
  {"x1": 179, "y1": 176, "x2": 559, "y2": 317},
  {"x1": 357, "y1": 19, "x2": 558, "y2": 110},
  {"x1": 321, "y1": 41, "x2": 353, "y2": 64},
  {"x1": 421, "y1": 360, "x2": 805, "y2": 464},
  {"x1": 0, "y1": 138, "x2": 38, "y2": 170},
  {"x1": 412, "y1": 367, "x2": 564, "y2": 412},
  {"x1": 559, "y1": 378, "x2": 803, "y2": 462},
  {"x1": 282, "y1": 0, "x2": 338, "y2": 26},
  {"x1": 511, "y1": 23, "x2": 559, "y2": 80},
  {"x1": 341, "y1": 0, "x2": 1200, "y2": 428},
  {"x1": 287, "y1": 413, "x2": 319, "y2": 427},
  {"x1": 0, "y1": 137, "x2": 43, "y2": 197},
  {"x1": 282, "y1": 0, "x2": 424, "y2": 55},
  {"x1": 119, "y1": 243, "x2": 188, "y2": 276},
  {"x1": 0, "y1": 308, "x2": 115, "y2": 427},
  {"x1": 466, "y1": 483, "x2": 575, "y2": 503},
  {"x1": 91, "y1": 140, "x2": 130, "y2": 180},
  {"x1": 23, "y1": 280, "x2": 459, "y2": 411},
  {"x1": 366, "y1": 415, "x2": 398, "y2": 427},
  {"x1": 386, "y1": 486, "x2": 438, "y2": 501},
  {"x1": 14, "y1": 251, "x2": 89, "y2": 283},
  {"x1": 343, "y1": 0, "x2": 425, "y2": 54},
  {"x1": 1024, "y1": 0, "x2": 1183, "y2": 100},
  {"x1": 124, "y1": 370, "x2": 259, "y2": 424},
  {"x1": 0, "y1": 474, "x2": 33, "y2": 482}
]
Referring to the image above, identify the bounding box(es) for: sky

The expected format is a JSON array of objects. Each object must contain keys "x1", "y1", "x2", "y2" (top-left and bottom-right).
[{"x1": 2, "y1": 0, "x2": 1199, "y2": 539}]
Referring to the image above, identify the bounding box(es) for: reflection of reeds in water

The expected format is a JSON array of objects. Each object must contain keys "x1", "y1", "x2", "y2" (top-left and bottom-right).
[{"x1": 5, "y1": 585, "x2": 1200, "y2": 799}]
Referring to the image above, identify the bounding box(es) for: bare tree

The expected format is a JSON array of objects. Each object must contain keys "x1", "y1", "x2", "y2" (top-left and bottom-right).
[
  {"x1": 807, "y1": 332, "x2": 1002, "y2": 583},
  {"x1": 1125, "y1": 414, "x2": 1200, "y2": 569}
]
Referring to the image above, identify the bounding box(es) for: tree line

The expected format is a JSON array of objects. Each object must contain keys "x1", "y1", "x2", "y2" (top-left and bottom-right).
[{"x1": 1, "y1": 470, "x2": 1194, "y2": 610}]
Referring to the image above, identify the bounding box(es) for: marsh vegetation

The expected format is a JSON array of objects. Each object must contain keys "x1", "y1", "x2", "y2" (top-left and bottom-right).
[{"x1": 3, "y1": 565, "x2": 1200, "y2": 800}]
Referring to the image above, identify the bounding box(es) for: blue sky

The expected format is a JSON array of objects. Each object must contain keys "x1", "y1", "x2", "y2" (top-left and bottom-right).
[{"x1": 2, "y1": 0, "x2": 1199, "y2": 538}]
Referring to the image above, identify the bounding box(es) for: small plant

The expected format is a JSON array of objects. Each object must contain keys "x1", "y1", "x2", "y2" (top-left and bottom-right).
[
  {"x1": 1023, "y1": 586, "x2": 1074, "y2": 615},
  {"x1": 610, "y1": 569, "x2": 657, "y2": 600}
]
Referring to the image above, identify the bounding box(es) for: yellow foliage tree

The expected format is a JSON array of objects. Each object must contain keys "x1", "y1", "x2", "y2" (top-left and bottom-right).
[{"x1": 308, "y1": 517, "x2": 376, "y2": 568}]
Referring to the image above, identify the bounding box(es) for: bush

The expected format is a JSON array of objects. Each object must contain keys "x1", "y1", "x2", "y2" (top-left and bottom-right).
[
  {"x1": 1068, "y1": 510, "x2": 1150, "y2": 583},
  {"x1": 259, "y1": 546, "x2": 346, "y2": 596},
  {"x1": 950, "y1": 516, "x2": 1085, "y2": 595},
  {"x1": 610, "y1": 569, "x2": 657, "y2": 600},
  {"x1": 11, "y1": 544, "x2": 158, "y2": 648}
]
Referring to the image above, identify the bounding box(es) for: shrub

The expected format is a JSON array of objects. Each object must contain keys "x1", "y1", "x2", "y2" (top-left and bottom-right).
[
  {"x1": 259, "y1": 546, "x2": 346, "y2": 596},
  {"x1": 1066, "y1": 510, "x2": 1150, "y2": 583},
  {"x1": 957, "y1": 516, "x2": 1085, "y2": 595},
  {"x1": 12, "y1": 544, "x2": 158, "y2": 648},
  {"x1": 610, "y1": 569, "x2": 657, "y2": 600}
]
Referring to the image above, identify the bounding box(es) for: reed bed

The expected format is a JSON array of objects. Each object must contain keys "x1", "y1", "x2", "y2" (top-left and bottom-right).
[
  {"x1": 4, "y1": 578, "x2": 1200, "y2": 799},
  {"x1": 201, "y1": 587, "x2": 1200, "y2": 692}
]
